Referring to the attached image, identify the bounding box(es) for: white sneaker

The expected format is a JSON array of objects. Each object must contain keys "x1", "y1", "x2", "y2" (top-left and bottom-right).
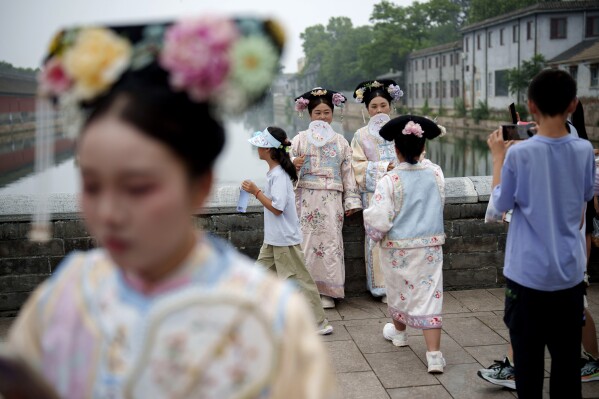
[
  {"x1": 382, "y1": 323, "x2": 408, "y2": 347},
  {"x1": 426, "y1": 351, "x2": 446, "y2": 373},
  {"x1": 317, "y1": 319, "x2": 334, "y2": 335},
  {"x1": 320, "y1": 295, "x2": 335, "y2": 309},
  {"x1": 381, "y1": 295, "x2": 387, "y2": 304}
]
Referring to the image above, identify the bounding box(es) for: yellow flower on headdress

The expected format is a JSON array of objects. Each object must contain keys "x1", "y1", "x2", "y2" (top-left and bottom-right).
[
  {"x1": 371, "y1": 81, "x2": 383, "y2": 88},
  {"x1": 355, "y1": 88, "x2": 364, "y2": 102},
  {"x1": 264, "y1": 19, "x2": 285, "y2": 50},
  {"x1": 63, "y1": 27, "x2": 132, "y2": 100},
  {"x1": 311, "y1": 89, "x2": 327, "y2": 96}
]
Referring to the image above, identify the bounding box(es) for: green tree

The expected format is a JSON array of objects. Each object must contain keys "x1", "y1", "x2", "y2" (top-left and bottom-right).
[
  {"x1": 467, "y1": 0, "x2": 542, "y2": 24},
  {"x1": 507, "y1": 54, "x2": 546, "y2": 103}
]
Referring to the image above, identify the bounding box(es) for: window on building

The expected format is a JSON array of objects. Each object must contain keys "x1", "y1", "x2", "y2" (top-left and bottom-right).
[
  {"x1": 500, "y1": 28, "x2": 504, "y2": 45},
  {"x1": 442, "y1": 81, "x2": 447, "y2": 98},
  {"x1": 527, "y1": 21, "x2": 533, "y2": 40},
  {"x1": 428, "y1": 82, "x2": 432, "y2": 98},
  {"x1": 587, "y1": 16, "x2": 599, "y2": 37},
  {"x1": 513, "y1": 25, "x2": 519, "y2": 43},
  {"x1": 569, "y1": 65, "x2": 578, "y2": 82},
  {"x1": 488, "y1": 72, "x2": 493, "y2": 96},
  {"x1": 495, "y1": 70, "x2": 509, "y2": 96},
  {"x1": 455, "y1": 80, "x2": 460, "y2": 98},
  {"x1": 466, "y1": 65, "x2": 469, "y2": 72},
  {"x1": 429, "y1": 58, "x2": 432, "y2": 68},
  {"x1": 450, "y1": 80, "x2": 454, "y2": 98},
  {"x1": 415, "y1": 83, "x2": 419, "y2": 99},
  {"x1": 477, "y1": 34, "x2": 481, "y2": 49},
  {"x1": 550, "y1": 18, "x2": 567, "y2": 39},
  {"x1": 475, "y1": 78, "x2": 481, "y2": 91},
  {"x1": 415, "y1": 60, "x2": 418, "y2": 71},
  {"x1": 488, "y1": 31, "x2": 492, "y2": 48},
  {"x1": 443, "y1": 55, "x2": 446, "y2": 67},
  {"x1": 591, "y1": 64, "x2": 599, "y2": 87},
  {"x1": 435, "y1": 57, "x2": 439, "y2": 68},
  {"x1": 422, "y1": 59, "x2": 425, "y2": 69},
  {"x1": 450, "y1": 54, "x2": 453, "y2": 66},
  {"x1": 408, "y1": 83, "x2": 413, "y2": 98},
  {"x1": 435, "y1": 81, "x2": 439, "y2": 98},
  {"x1": 455, "y1": 53, "x2": 460, "y2": 65},
  {"x1": 465, "y1": 37, "x2": 469, "y2": 52}
]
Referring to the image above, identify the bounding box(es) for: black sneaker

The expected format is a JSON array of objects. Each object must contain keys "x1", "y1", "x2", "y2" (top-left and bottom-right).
[{"x1": 477, "y1": 357, "x2": 516, "y2": 390}]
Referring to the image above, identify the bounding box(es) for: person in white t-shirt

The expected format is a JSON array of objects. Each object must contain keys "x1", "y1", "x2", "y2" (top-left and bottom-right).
[{"x1": 242, "y1": 126, "x2": 333, "y2": 335}]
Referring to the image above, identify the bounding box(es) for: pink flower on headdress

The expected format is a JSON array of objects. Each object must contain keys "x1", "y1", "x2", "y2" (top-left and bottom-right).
[
  {"x1": 332, "y1": 92, "x2": 346, "y2": 107},
  {"x1": 402, "y1": 121, "x2": 424, "y2": 138},
  {"x1": 295, "y1": 97, "x2": 309, "y2": 112},
  {"x1": 38, "y1": 57, "x2": 72, "y2": 96},
  {"x1": 160, "y1": 16, "x2": 239, "y2": 102}
]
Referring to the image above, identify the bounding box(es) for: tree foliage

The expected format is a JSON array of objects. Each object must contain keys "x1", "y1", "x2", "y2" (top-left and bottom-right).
[
  {"x1": 507, "y1": 53, "x2": 546, "y2": 100},
  {"x1": 467, "y1": 0, "x2": 541, "y2": 24}
]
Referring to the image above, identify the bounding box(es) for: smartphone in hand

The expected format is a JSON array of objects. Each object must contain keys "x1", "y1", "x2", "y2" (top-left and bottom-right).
[{"x1": 502, "y1": 124, "x2": 535, "y2": 141}]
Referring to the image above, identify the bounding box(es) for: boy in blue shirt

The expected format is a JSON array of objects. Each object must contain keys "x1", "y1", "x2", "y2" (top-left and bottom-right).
[{"x1": 488, "y1": 69, "x2": 595, "y2": 398}]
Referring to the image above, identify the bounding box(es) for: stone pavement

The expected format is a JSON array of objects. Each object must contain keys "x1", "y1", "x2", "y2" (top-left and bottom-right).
[
  {"x1": 323, "y1": 287, "x2": 599, "y2": 399},
  {"x1": 1, "y1": 288, "x2": 599, "y2": 398}
]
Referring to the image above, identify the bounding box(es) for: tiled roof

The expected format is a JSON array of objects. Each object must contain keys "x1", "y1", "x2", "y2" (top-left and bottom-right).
[
  {"x1": 548, "y1": 38, "x2": 599, "y2": 64},
  {"x1": 461, "y1": 1, "x2": 599, "y2": 33},
  {"x1": 0, "y1": 72, "x2": 37, "y2": 95},
  {"x1": 408, "y1": 41, "x2": 462, "y2": 58}
]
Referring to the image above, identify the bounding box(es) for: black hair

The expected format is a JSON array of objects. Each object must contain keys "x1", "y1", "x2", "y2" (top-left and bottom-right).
[
  {"x1": 82, "y1": 64, "x2": 224, "y2": 178},
  {"x1": 267, "y1": 127, "x2": 297, "y2": 182},
  {"x1": 364, "y1": 89, "x2": 392, "y2": 108},
  {"x1": 379, "y1": 115, "x2": 442, "y2": 164},
  {"x1": 308, "y1": 97, "x2": 334, "y2": 115},
  {"x1": 528, "y1": 69, "x2": 577, "y2": 117},
  {"x1": 571, "y1": 101, "x2": 588, "y2": 140},
  {"x1": 383, "y1": 132, "x2": 425, "y2": 165}
]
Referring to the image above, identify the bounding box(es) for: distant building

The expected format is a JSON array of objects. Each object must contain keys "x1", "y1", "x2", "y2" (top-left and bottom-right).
[
  {"x1": 548, "y1": 38, "x2": 599, "y2": 98},
  {"x1": 405, "y1": 1, "x2": 599, "y2": 112},
  {"x1": 405, "y1": 41, "x2": 462, "y2": 112},
  {"x1": 461, "y1": 0, "x2": 599, "y2": 110},
  {"x1": 0, "y1": 71, "x2": 37, "y2": 124}
]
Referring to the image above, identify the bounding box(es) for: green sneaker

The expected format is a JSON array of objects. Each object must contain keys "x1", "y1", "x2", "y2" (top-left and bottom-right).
[
  {"x1": 477, "y1": 357, "x2": 516, "y2": 390},
  {"x1": 582, "y1": 352, "x2": 599, "y2": 383}
]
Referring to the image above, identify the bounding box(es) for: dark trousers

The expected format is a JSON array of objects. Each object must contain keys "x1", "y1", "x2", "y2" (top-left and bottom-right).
[{"x1": 504, "y1": 278, "x2": 584, "y2": 399}]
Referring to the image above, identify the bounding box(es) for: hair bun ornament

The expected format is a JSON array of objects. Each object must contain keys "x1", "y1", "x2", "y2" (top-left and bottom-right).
[
  {"x1": 353, "y1": 79, "x2": 402, "y2": 105},
  {"x1": 295, "y1": 97, "x2": 309, "y2": 116},
  {"x1": 379, "y1": 115, "x2": 443, "y2": 142}
]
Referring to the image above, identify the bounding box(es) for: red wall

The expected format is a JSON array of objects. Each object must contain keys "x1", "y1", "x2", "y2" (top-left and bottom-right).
[{"x1": 0, "y1": 95, "x2": 36, "y2": 114}]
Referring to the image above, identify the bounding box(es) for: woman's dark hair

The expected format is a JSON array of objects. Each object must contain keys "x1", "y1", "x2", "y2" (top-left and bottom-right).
[
  {"x1": 267, "y1": 127, "x2": 297, "y2": 182},
  {"x1": 379, "y1": 115, "x2": 442, "y2": 165},
  {"x1": 571, "y1": 101, "x2": 588, "y2": 140},
  {"x1": 388, "y1": 133, "x2": 425, "y2": 165},
  {"x1": 308, "y1": 97, "x2": 334, "y2": 115},
  {"x1": 82, "y1": 64, "x2": 225, "y2": 178},
  {"x1": 364, "y1": 89, "x2": 392, "y2": 108}
]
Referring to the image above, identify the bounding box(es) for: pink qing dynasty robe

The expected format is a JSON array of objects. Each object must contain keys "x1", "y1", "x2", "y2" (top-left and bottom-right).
[
  {"x1": 7, "y1": 237, "x2": 336, "y2": 398},
  {"x1": 351, "y1": 124, "x2": 398, "y2": 297},
  {"x1": 363, "y1": 160, "x2": 446, "y2": 328},
  {"x1": 292, "y1": 130, "x2": 362, "y2": 298}
]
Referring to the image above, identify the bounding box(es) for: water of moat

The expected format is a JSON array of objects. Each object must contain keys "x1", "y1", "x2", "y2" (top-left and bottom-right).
[{"x1": 0, "y1": 119, "x2": 541, "y2": 196}]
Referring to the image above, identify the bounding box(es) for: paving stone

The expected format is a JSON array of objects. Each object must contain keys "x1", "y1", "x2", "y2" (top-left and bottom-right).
[
  {"x1": 325, "y1": 308, "x2": 342, "y2": 321},
  {"x1": 436, "y1": 363, "x2": 516, "y2": 398},
  {"x1": 387, "y1": 385, "x2": 453, "y2": 399},
  {"x1": 408, "y1": 333, "x2": 478, "y2": 366},
  {"x1": 336, "y1": 371, "x2": 389, "y2": 399},
  {"x1": 442, "y1": 317, "x2": 507, "y2": 347},
  {"x1": 321, "y1": 322, "x2": 352, "y2": 342},
  {"x1": 364, "y1": 350, "x2": 438, "y2": 388},
  {"x1": 487, "y1": 288, "x2": 506, "y2": 301},
  {"x1": 337, "y1": 317, "x2": 390, "y2": 327},
  {"x1": 337, "y1": 297, "x2": 387, "y2": 320},
  {"x1": 346, "y1": 323, "x2": 401, "y2": 354},
  {"x1": 583, "y1": 381, "x2": 599, "y2": 398},
  {"x1": 451, "y1": 289, "x2": 504, "y2": 312},
  {"x1": 443, "y1": 292, "x2": 471, "y2": 314},
  {"x1": 324, "y1": 340, "x2": 371, "y2": 373},
  {"x1": 476, "y1": 314, "x2": 507, "y2": 331},
  {"x1": 464, "y1": 344, "x2": 511, "y2": 369},
  {"x1": 443, "y1": 311, "x2": 497, "y2": 320}
]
